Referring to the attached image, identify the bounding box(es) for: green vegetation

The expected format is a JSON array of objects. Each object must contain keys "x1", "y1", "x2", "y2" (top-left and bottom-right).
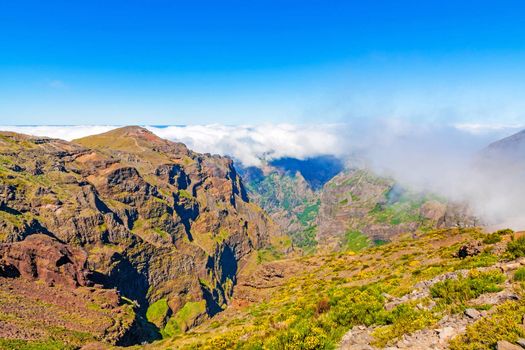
[
  {"x1": 373, "y1": 239, "x2": 389, "y2": 246},
  {"x1": 257, "y1": 247, "x2": 284, "y2": 263},
  {"x1": 430, "y1": 270, "x2": 505, "y2": 311},
  {"x1": 178, "y1": 189, "x2": 193, "y2": 199},
  {"x1": 153, "y1": 227, "x2": 510, "y2": 350},
  {"x1": 506, "y1": 236, "x2": 525, "y2": 259},
  {"x1": 343, "y1": 230, "x2": 370, "y2": 252},
  {"x1": 0, "y1": 339, "x2": 73, "y2": 350},
  {"x1": 296, "y1": 200, "x2": 320, "y2": 226},
  {"x1": 514, "y1": 267, "x2": 525, "y2": 281},
  {"x1": 214, "y1": 228, "x2": 230, "y2": 243},
  {"x1": 372, "y1": 304, "x2": 436, "y2": 347},
  {"x1": 495, "y1": 228, "x2": 514, "y2": 236},
  {"x1": 450, "y1": 298, "x2": 525, "y2": 350},
  {"x1": 482, "y1": 232, "x2": 502, "y2": 244},
  {"x1": 163, "y1": 301, "x2": 207, "y2": 338},
  {"x1": 369, "y1": 192, "x2": 426, "y2": 226},
  {"x1": 146, "y1": 298, "x2": 170, "y2": 328},
  {"x1": 291, "y1": 225, "x2": 318, "y2": 251}
]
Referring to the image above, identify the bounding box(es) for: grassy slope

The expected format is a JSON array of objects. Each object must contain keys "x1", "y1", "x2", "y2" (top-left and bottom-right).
[{"x1": 128, "y1": 227, "x2": 520, "y2": 349}]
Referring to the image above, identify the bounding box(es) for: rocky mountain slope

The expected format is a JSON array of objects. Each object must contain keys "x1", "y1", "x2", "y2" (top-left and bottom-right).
[
  {"x1": 0, "y1": 127, "x2": 284, "y2": 348},
  {"x1": 141, "y1": 227, "x2": 525, "y2": 350},
  {"x1": 241, "y1": 157, "x2": 476, "y2": 254},
  {"x1": 0, "y1": 127, "x2": 519, "y2": 350},
  {"x1": 481, "y1": 129, "x2": 525, "y2": 165}
]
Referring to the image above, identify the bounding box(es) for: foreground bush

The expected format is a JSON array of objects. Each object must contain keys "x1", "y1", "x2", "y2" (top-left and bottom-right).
[
  {"x1": 449, "y1": 299, "x2": 525, "y2": 350},
  {"x1": 506, "y1": 236, "x2": 525, "y2": 259},
  {"x1": 430, "y1": 270, "x2": 505, "y2": 307},
  {"x1": 372, "y1": 304, "x2": 436, "y2": 347},
  {"x1": 482, "y1": 232, "x2": 502, "y2": 244},
  {"x1": 514, "y1": 267, "x2": 525, "y2": 281}
]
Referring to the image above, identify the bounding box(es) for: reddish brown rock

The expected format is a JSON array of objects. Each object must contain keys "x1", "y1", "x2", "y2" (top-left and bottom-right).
[{"x1": 0, "y1": 234, "x2": 89, "y2": 287}]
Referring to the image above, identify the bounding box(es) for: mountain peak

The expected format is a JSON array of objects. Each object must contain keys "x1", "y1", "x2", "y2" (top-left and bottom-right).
[
  {"x1": 93, "y1": 125, "x2": 160, "y2": 140},
  {"x1": 73, "y1": 125, "x2": 189, "y2": 156}
]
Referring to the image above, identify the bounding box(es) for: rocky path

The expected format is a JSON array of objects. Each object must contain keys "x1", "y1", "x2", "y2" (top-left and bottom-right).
[{"x1": 339, "y1": 258, "x2": 525, "y2": 350}]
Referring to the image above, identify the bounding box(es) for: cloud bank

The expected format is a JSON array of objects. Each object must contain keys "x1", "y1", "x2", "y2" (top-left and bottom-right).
[
  {"x1": 0, "y1": 124, "x2": 347, "y2": 167},
  {"x1": 149, "y1": 124, "x2": 347, "y2": 167}
]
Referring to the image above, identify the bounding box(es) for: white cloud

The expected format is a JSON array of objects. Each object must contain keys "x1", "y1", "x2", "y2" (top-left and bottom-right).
[
  {"x1": 454, "y1": 122, "x2": 525, "y2": 135},
  {"x1": 0, "y1": 124, "x2": 346, "y2": 167},
  {"x1": 147, "y1": 124, "x2": 346, "y2": 167},
  {"x1": 0, "y1": 125, "x2": 118, "y2": 141}
]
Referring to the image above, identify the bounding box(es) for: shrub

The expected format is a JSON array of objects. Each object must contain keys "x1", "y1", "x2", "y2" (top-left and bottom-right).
[
  {"x1": 496, "y1": 228, "x2": 514, "y2": 236},
  {"x1": 482, "y1": 233, "x2": 502, "y2": 244},
  {"x1": 506, "y1": 236, "x2": 525, "y2": 259},
  {"x1": 372, "y1": 304, "x2": 436, "y2": 347},
  {"x1": 265, "y1": 319, "x2": 332, "y2": 350},
  {"x1": 449, "y1": 300, "x2": 525, "y2": 350},
  {"x1": 454, "y1": 253, "x2": 498, "y2": 270},
  {"x1": 430, "y1": 270, "x2": 505, "y2": 306},
  {"x1": 329, "y1": 287, "x2": 387, "y2": 327},
  {"x1": 514, "y1": 267, "x2": 525, "y2": 281}
]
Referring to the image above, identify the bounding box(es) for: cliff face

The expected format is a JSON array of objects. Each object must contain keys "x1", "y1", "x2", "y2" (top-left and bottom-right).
[
  {"x1": 241, "y1": 158, "x2": 477, "y2": 253},
  {"x1": 0, "y1": 127, "x2": 281, "y2": 343},
  {"x1": 315, "y1": 169, "x2": 478, "y2": 251}
]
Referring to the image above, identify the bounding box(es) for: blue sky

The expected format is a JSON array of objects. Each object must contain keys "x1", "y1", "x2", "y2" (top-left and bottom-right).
[{"x1": 1, "y1": 0, "x2": 525, "y2": 125}]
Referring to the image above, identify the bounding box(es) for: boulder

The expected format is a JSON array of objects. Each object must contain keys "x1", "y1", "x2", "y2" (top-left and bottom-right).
[
  {"x1": 455, "y1": 241, "x2": 482, "y2": 258},
  {"x1": 497, "y1": 340, "x2": 523, "y2": 350},
  {"x1": 464, "y1": 308, "x2": 481, "y2": 319},
  {"x1": 438, "y1": 326, "x2": 456, "y2": 340}
]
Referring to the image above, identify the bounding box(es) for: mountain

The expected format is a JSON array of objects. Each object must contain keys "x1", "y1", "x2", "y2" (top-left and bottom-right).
[
  {"x1": 240, "y1": 157, "x2": 477, "y2": 254},
  {"x1": 482, "y1": 129, "x2": 525, "y2": 164},
  {"x1": 0, "y1": 127, "x2": 285, "y2": 347},
  {"x1": 0, "y1": 127, "x2": 515, "y2": 350}
]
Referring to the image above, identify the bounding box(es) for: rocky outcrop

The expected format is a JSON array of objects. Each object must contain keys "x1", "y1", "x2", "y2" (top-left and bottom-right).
[
  {"x1": 340, "y1": 258, "x2": 525, "y2": 350},
  {"x1": 0, "y1": 234, "x2": 89, "y2": 287},
  {"x1": 455, "y1": 241, "x2": 482, "y2": 258}
]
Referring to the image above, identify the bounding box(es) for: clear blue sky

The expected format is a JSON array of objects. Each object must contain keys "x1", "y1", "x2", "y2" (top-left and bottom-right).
[{"x1": 1, "y1": 0, "x2": 525, "y2": 125}]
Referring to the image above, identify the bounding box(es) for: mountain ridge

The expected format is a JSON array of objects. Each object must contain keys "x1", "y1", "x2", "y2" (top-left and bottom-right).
[{"x1": 0, "y1": 126, "x2": 285, "y2": 347}]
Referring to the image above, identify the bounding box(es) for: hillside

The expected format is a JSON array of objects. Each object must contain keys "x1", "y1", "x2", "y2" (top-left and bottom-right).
[
  {"x1": 0, "y1": 127, "x2": 286, "y2": 348},
  {"x1": 482, "y1": 129, "x2": 525, "y2": 165},
  {"x1": 137, "y1": 227, "x2": 525, "y2": 350},
  {"x1": 241, "y1": 158, "x2": 476, "y2": 254}
]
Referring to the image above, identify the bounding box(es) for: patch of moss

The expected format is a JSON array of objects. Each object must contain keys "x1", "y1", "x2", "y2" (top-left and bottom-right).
[
  {"x1": 146, "y1": 298, "x2": 169, "y2": 328},
  {"x1": 162, "y1": 301, "x2": 206, "y2": 337},
  {"x1": 344, "y1": 230, "x2": 370, "y2": 252},
  {"x1": 178, "y1": 189, "x2": 193, "y2": 199}
]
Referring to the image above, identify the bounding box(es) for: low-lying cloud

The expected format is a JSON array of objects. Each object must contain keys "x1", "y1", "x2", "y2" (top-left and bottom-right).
[
  {"x1": 0, "y1": 124, "x2": 347, "y2": 167},
  {"x1": 150, "y1": 124, "x2": 346, "y2": 167}
]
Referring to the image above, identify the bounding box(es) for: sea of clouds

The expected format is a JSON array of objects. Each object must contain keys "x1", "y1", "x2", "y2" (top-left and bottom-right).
[{"x1": 0, "y1": 121, "x2": 515, "y2": 167}]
